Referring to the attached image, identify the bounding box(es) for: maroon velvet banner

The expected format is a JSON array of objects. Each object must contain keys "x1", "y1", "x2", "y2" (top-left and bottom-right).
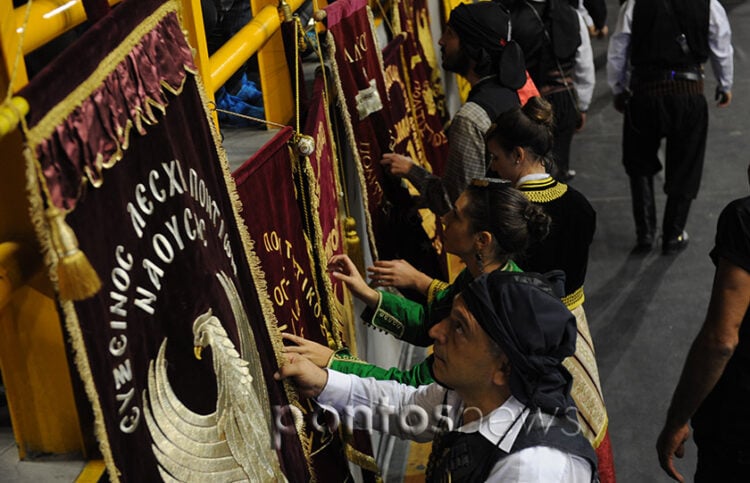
[
  {"x1": 302, "y1": 74, "x2": 350, "y2": 339},
  {"x1": 394, "y1": 0, "x2": 449, "y2": 176},
  {"x1": 233, "y1": 127, "x2": 356, "y2": 481},
  {"x1": 233, "y1": 128, "x2": 335, "y2": 347},
  {"x1": 324, "y1": 0, "x2": 442, "y2": 280},
  {"x1": 19, "y1": 1, "x2": 306, "y2": 481},
  {"x1": 382, "y1": 33, "x2": 425, "y2": 170}
]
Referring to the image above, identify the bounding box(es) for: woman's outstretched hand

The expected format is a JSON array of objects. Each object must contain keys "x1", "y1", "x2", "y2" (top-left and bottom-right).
[
  {"x1": 367, "y1": 259, "x2": 433, "y2": 295},
  {"x1": 327, "y1": 254, "x2": 379, "y2": 308}
]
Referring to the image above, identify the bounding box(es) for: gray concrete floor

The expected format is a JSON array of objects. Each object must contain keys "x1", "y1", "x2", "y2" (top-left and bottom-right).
[
  {"x1": 3, "y1": 0, "x2": 750, "y2": 481},
  {"x1": 575, "y1": 1, "x2": 750, "y2": 481}
]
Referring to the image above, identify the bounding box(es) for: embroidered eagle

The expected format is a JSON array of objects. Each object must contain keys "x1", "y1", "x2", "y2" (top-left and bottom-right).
[{"x1": 143, "y1": 308, "x2": 286, "y2": 482}]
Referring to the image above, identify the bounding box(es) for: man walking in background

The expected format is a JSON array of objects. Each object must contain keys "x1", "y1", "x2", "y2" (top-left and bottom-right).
[{"x1": 607, "y1": 0, "x2": 733, "y2": 254}]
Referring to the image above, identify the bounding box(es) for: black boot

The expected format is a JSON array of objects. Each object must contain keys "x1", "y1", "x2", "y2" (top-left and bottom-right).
[
  {"x1": 662, "y1": 195, "x2": 692, "y2": 255},
  {"x1": 629, "y1": 176, "x2": 657, "y2": 253}
]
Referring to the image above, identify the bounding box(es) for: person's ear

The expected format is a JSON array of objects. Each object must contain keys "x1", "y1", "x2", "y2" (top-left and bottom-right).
[
  {"x1": 513, "y1": 146, "x2": 526, "y2": 165},
  {"x1": 474, "y1": 230, "x2": 493, "y2": 251},
  {"x1": 492, "y1": 353, "x2": 511, "y2": 386}
]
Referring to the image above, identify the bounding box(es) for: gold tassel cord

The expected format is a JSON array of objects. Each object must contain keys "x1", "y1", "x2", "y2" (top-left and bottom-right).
[
  {"x1": 344, "y1": 217, "x2": 365, "y2": 275},
  {"x1": 46, "y1": 207, "x2": 102, "y2": 300}
]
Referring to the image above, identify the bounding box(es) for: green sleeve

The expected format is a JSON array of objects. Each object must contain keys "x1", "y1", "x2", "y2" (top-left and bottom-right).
[
  {"x1": 360, "y1": 291, "x2": 433, "y2": 346},
  {"x1": 329, "y1": 348, "x2": 435, "y2": 387}
]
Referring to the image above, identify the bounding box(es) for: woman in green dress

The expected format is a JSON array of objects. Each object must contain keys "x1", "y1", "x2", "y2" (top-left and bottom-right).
[{"x1": 283, "y1": 180, "x2": 551, "y2": 384}]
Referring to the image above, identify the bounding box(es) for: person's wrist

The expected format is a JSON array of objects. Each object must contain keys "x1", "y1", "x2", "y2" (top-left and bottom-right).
[
  {"x1": 364, "y1": 288, "x2": 380, "y2": 308},
  {"x1": 413, "y1": 273, "x2": 433, "y2": 294}
]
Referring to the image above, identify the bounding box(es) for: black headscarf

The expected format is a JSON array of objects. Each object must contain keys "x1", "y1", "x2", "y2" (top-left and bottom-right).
[
  {"x1": 447, "y1": 2, "x2": 527, "y2": 89},
  {"x1": 462, "y1": 271, "x2": 577, "y2": 413}
]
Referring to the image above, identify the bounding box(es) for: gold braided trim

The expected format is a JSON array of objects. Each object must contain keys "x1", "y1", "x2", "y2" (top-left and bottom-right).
[
  {"x1": 293, "y1": 147, "x2": 342, "y2": 350},
  {"x1": 564, "y1": 304, "x2": 608, "y2": 447},
  {"x1": 562, "y1": 286, "x2": 584, "y2": 310},
  {"x1": 518, "y1": 178, "x2": 568, "y2": 203},
  {"x1": 330, "y1": 349, "x2": 369, "y2": 366},
  {"x1": 426, "y1": 278, "x2": 450, "y2": 303},
  {"x1": 298, "y1": 151, "x2": 345, "y2": 350},
  {"x1": 25, "y1": 149, "x2": 119, "y2": 483},
  {"x1": 344, "y1": 437, "x2": 381, "y2": 473}
]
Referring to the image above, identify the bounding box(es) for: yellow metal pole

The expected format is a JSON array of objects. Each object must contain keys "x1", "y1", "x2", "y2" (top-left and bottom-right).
[
  {"x1": 209, "y1": 0, "x2": 303, "y2": 93},
  {"x1": 1, "y1": 0, "x2": 27, "y2": 93},
  {"x1": 180, "y1": 0, "x2": 211, "y2": 86},
  {"x1": 178, "y1": 0, "x2": 217, "y2": 126},
  {"x1": 211, "y1": 0, "x2": 304, "y2": 126},
  {"x1": 14, "y1": 0, "x2": 121, "y2": 55}
]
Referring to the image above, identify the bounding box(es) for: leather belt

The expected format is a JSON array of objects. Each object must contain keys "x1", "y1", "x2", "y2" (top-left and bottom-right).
[{"x1": 633, "y1": 68, "x2": 704, "y2": 83}]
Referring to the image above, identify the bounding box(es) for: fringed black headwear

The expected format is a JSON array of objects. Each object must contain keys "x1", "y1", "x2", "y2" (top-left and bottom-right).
[
  {"x1": 447, "y1": 2, "x2": 527, "y2": 89},
  {"x1": 462, "y1": 270, "x2": 576, "y2": 413}
]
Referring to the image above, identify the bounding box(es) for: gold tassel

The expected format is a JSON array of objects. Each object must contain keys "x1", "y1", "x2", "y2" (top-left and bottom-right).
[
  {"x1": 344, "y1": 216, "x2": 366, "y2": 275},
  {"x1": 47, "y1": 207, "x2": 102, "y2": 300}
]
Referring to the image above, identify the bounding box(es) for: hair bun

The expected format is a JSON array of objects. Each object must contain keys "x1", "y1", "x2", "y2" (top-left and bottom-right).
[
  {"x1": 522, "y1": 96, "x2": 554, "y2": 128},
  {"x1": 524, "y1": 203, "x2": 551, "y2": 242}
]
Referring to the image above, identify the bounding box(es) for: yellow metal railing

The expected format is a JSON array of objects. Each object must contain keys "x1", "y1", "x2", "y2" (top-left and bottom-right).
[
  {"x1": 0, "y1": 0, "x2": 306, "y2": 138},
  {"x1": 15, "y1": 0, "x2": 122, "y2": 56}
]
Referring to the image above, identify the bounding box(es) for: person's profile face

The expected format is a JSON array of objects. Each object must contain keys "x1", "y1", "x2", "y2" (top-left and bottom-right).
[
  {"x1": 439, "y1": 26, "x2": 470, "y2": 75},
  {"x1": 487, "y1": 139, "x2": 518, "y2": 184},
  {"x1": 428, "y1": 295, "x2": 504, "y2": 392},
  {"x1": 440, "y1": 193, "x2": 476, "y2": 258}
]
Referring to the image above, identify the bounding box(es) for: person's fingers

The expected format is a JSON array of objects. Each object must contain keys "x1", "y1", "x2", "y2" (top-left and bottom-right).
[
  {"x1": 367, "y1": 266, "x2": 385, "y2": 275},
  {"x1": 674, "y1": 439, "x2": 686, "y2": 459},
  {"x1": 283, "y1": 345, "x2": 305, "y2": 355},
  {"x1": 282, "y1": 332, "x2": 305, "y2": 344}
]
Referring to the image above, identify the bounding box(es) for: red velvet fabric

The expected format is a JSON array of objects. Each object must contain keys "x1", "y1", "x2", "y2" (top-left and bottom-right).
[
  {"x1": 233, "y1": 128, "x2": 333, "y2": 347},
  {"x1": 82, "y1": 0, "x2": 110, "y2": 22},
  {"x1": 302, "y1": 74, "x2": 348, "y2": 322},
  {"x1": 233, "y1": 127, "x2": 356, "y2": 481},
  {"x1": 20, "y1": 1, "x2": 308, "y2": 480}
]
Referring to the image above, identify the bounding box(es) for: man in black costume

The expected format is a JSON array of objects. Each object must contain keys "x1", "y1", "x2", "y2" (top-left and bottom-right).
[{"x1": 607, "y1": 0, "x2": 733, "y2": 254}]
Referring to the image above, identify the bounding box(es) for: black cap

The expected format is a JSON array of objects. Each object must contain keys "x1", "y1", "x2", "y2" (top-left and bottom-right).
[{"x1": 447, "y1": 2, "x2": 526, "y2": 89}]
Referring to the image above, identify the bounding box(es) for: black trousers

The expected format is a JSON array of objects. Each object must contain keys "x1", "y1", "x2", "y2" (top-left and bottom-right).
[
  {"x1": 622, "y1": 91, "x2": 708, "y2": 199},
  {"x1": 546, "y1": 89, "x2": 579, "y2": 175}
]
